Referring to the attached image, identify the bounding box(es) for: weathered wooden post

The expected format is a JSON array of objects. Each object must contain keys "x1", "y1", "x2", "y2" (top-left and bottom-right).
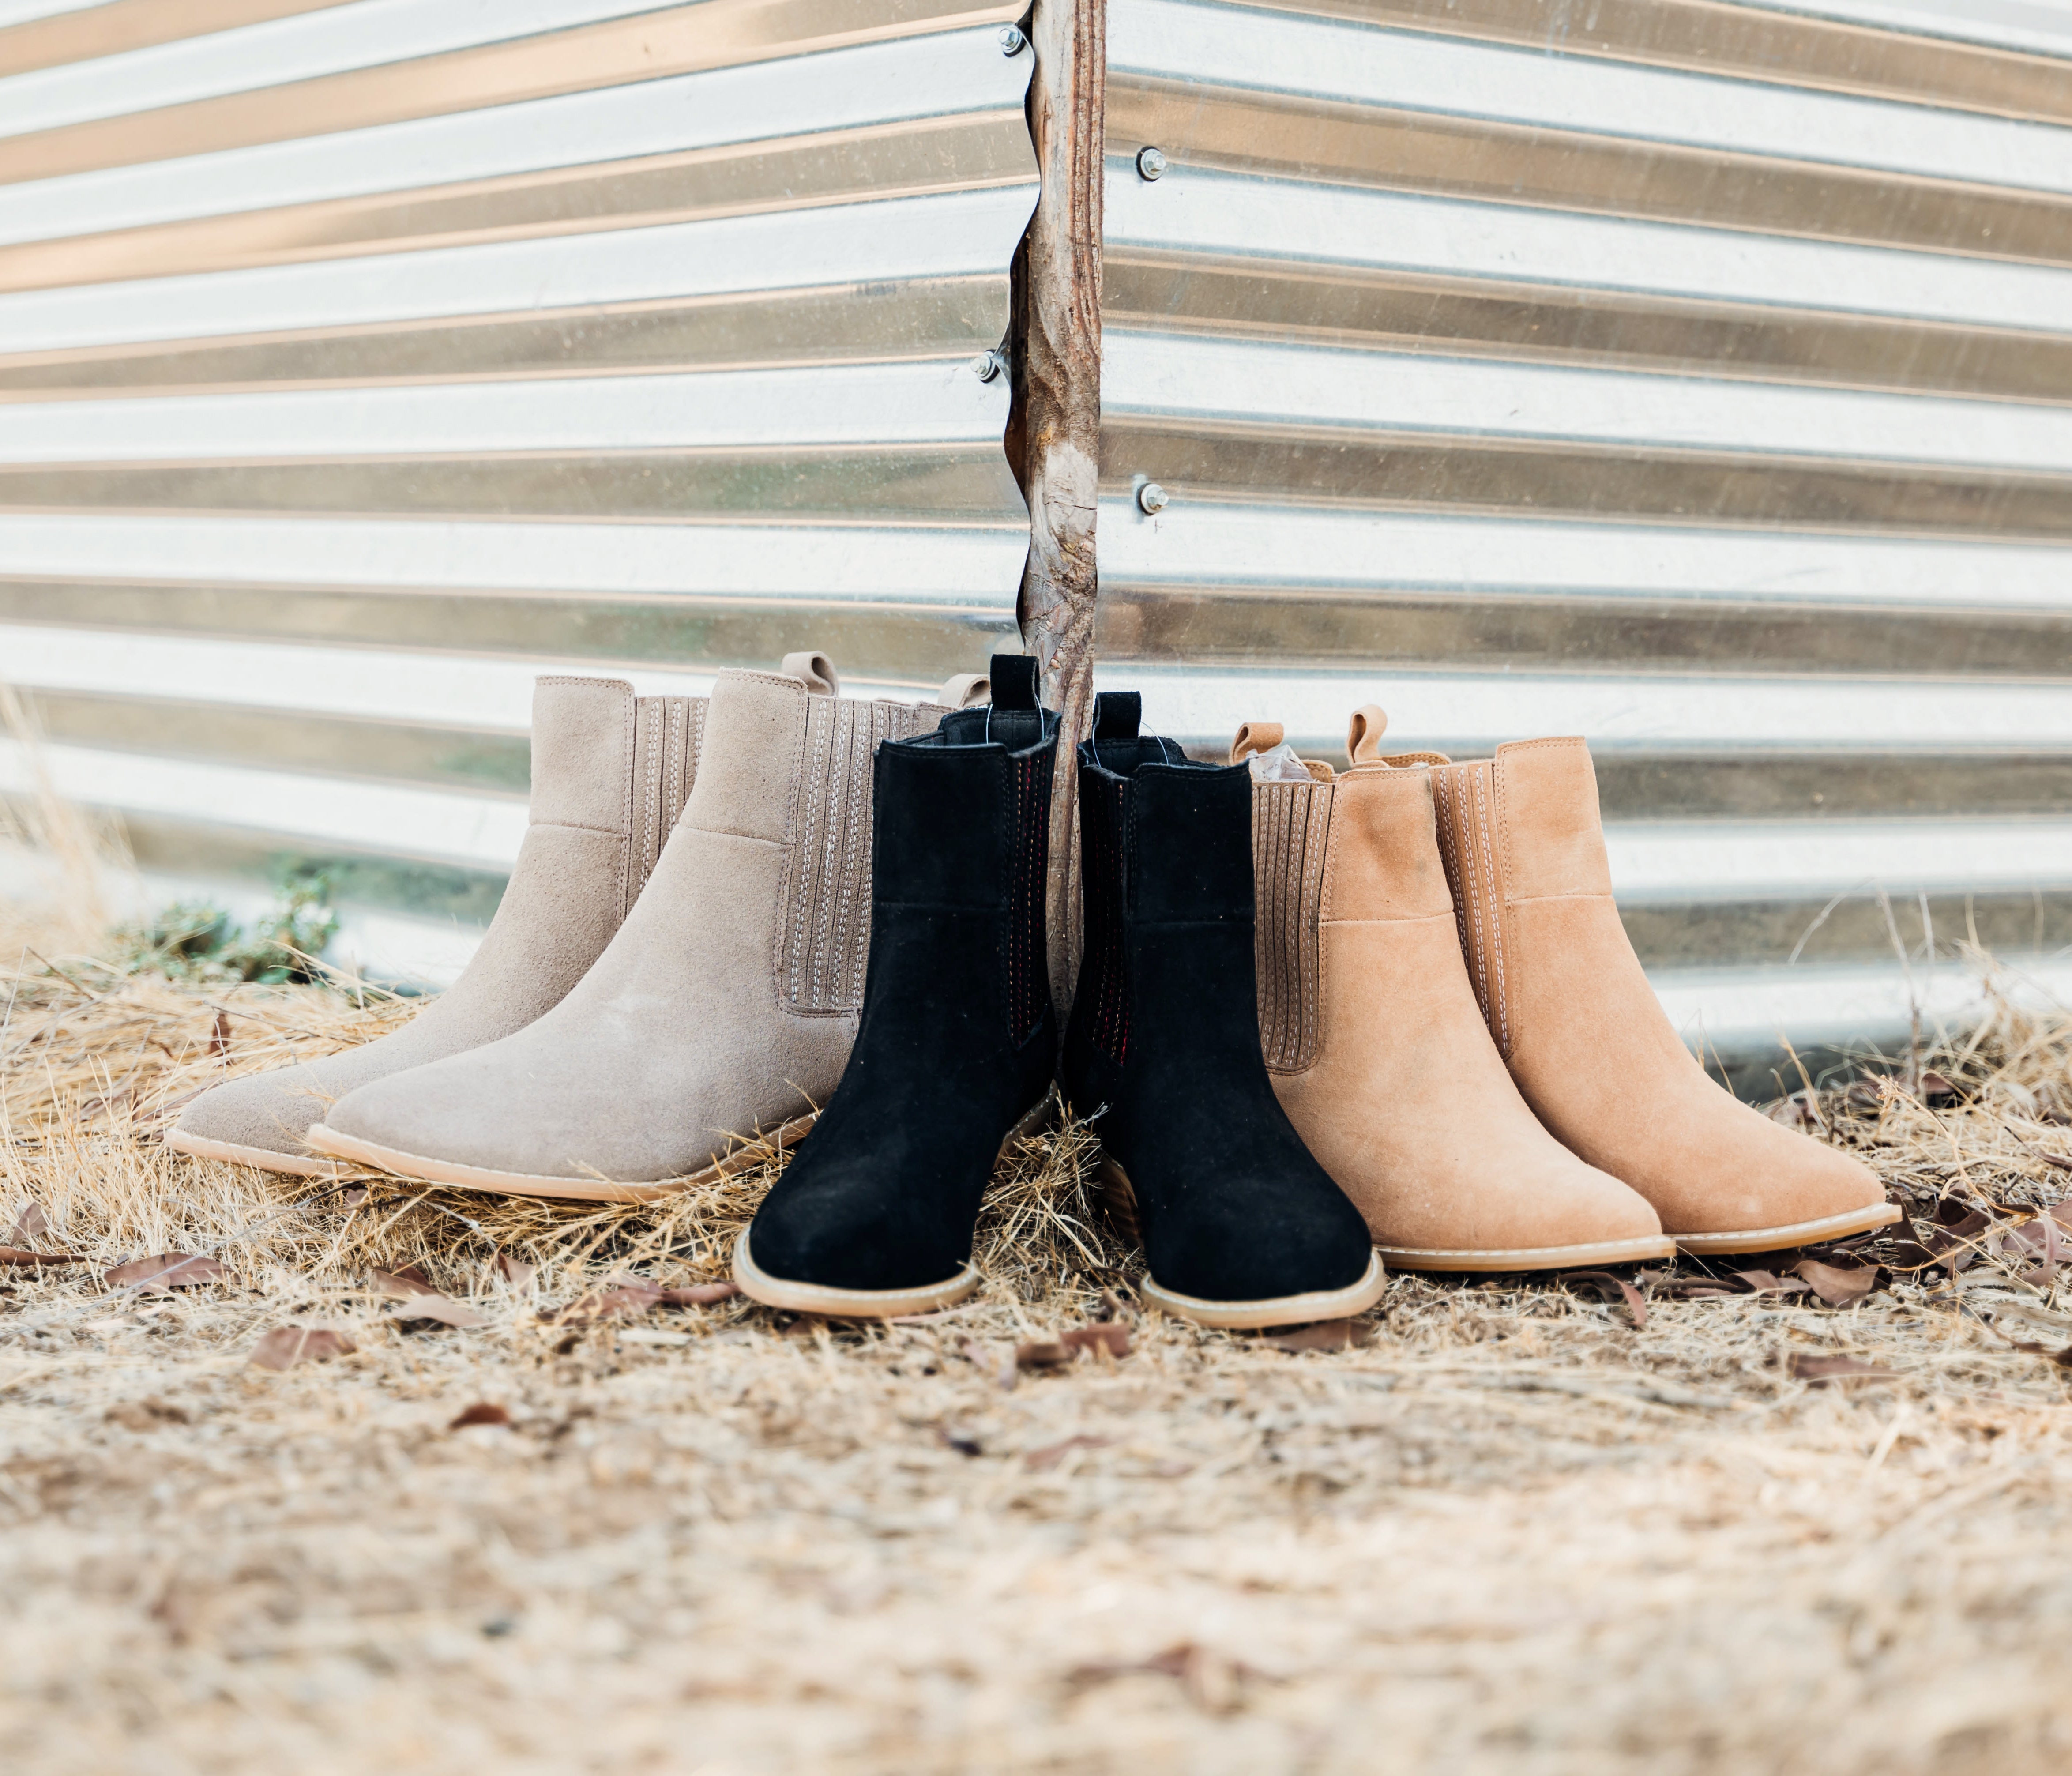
[{"x1": 1012, "y1": 0, "x2": 1105, "y2": 1013}]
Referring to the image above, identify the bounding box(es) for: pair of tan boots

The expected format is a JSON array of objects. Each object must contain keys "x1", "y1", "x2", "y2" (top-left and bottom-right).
[
  {"x1": 166, "y1": 655, "x2": 987, "y2": 1196},
  {"x1": 1238, "y1": 707, "x2": 1898, "y2": 1268}
]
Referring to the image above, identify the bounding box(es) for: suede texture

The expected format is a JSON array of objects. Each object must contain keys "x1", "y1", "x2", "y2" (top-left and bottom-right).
[
  {"x1": 1484, "y1": 739, "x2": 1888, "y2": 1238},
  {"x1": 1267, "y1": 767, "x2": 1662, "y2": 1258},
  {"x1": 1061, "y1": 705, "x2": 1375, "y2": 1305},
  {"x1": 322, "y1": 670, "x2": 940, "y2": 1185},
  {"x1": 746, "y1": 658, "x2": 1060, "y2": 1291},
  {"x1": 174, "y1": 677, "x2": 649, "y2": 1158}
]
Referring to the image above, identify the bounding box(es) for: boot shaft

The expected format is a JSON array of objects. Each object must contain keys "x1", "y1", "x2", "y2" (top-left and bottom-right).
[
  {"x1": 1427, "y1": 737, "x2": 1604, "y2": 1059},
  {"x1": 1069, "y1": 692, "x2": 1260, "y2": 1077},
  {"x1": 673, "y1": 663, "x2": 954, "y2": 1020},
  {"x1": 528, "y1": 676, "x2": 703, "y2": 920},
  {"x1": 869, "y1": 653, "x2": 1056, "y2": 1045}
]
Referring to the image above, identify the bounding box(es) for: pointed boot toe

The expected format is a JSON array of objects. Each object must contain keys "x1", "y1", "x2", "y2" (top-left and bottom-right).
[
  {"x1": 1109, "y1": 1152, "x2": 1382, "y2": 1326},
  {"x1": 1239, "y1": 711, "x2": 1672, "y2": 1274},
  {"x1": 167, "y1": 1064, "x2": 351, "y2": 1176},
  {"x1": 1663, "y1": 1121, "x2": 1891, "y2": 1256},
  {"x1": 167, "y1": 674, "x2": 703, "y2": 1178},
  {"x1": 1425, "y1": 736, "x2": 1900, "y2": 1255},
  {"x1": 736, "y1": 655, "x2": 1062, "y2": 1319},
  {"x1": 1063, "y1": 694, "x2": 1385, "y2": 1332}
]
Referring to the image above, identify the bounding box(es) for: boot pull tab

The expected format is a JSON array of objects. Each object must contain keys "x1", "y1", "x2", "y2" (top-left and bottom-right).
[
  {"x1": 935, "y1": 670, "x2": 991, "y2": 709},
  {"x1": 779, "y1": 651, "x2": 839, "y2": 696},
  {"x1": 1091, "y1": 691, "x2": 1141, "y2": 738},
  {"x1": 1228, "y1": 720, "x2": 1284, "y2": 765},
  {"x1": 1346, "y1": 704, "x2": 1388, "y2": 765},
  {"x1": 987, "y1": 653, "x2": 1039, "y2": 710}
]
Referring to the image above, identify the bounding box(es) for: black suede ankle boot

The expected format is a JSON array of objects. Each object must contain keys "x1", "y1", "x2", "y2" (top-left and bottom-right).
[
  {"x1": 1061, "y1": 692, "x2": 1384, "y2": 1329},
  {"x1": 733, "y1": 655, "x2": 1060, "y2": 1317}
]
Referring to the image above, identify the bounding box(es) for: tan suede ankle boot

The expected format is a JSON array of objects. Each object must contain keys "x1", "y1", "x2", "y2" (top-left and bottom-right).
[
  {"x1": 1419, "y1": 733, "x2": 1899, "y2": 1254},
  {"x1": 164, "y1": 674, "x2": 704, "y2": 1178},
  {"x1": 306, "y1": 659, "x2": 980, "y2": 1201},
  {"x1": 1237, "y1": 713, "x2": 1671, "y2": 1272}
]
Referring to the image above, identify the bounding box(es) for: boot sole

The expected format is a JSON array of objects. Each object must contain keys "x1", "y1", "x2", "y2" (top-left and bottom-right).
[
  {"x1": 163, "y1": 1125, "x2": 350, "y2": 1180},
  {"x1": 303, "y1": 1114, "x2": 818, "y2": 1204},
  {"x1": 1673, "y1": 1199, "x2": 1904, "y2": 1256},
  {"x1": 728, "y1": 1092, "x2": 1059, "y2": 1319},
  {"x1": 1375, "y1": 1234, "x2": 1676, "y2": 1273},
  {"x1": 1097, "y1": 1158, "x2": 1389, "y2": 1330}
]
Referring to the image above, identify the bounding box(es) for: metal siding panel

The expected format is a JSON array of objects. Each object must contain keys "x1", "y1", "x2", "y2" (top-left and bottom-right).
[
  {"x1": 0, "y1": 0, "x2": 1034, "y2": 977},
  {"x1": 1102, "y1": 0, "x2": 2072, "y2": 1057}
]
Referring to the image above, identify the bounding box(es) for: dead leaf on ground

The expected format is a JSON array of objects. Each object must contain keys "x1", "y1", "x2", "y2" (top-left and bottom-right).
[
  {"x1": 1787, "y1": 1352, "x2": 1899, "y2": 1385},
  {"x1": 207, "y1": 1009, "x2": 231, "y2": 1058},
  {"x1": 1557, "y1": 1271, "x2": 1648, "y2": 1328},
  {"x1": 250, "y1": 1324, "x2": 356, "y2": 1371},
  {"x1": 658, "y1": 1281, "x2": 738, "y2": 1306},
  {"x1": 1267, "y1": 1318, "x2": 1373, "y2": 1354},
  {"x1": 1024, "y1": 1434, "x2": 1113, "y2": 1472},
  {"x1": 386, "y1": 1294, "x2": 489, "y2": 1330},
  {"x1": 1067, "y1": 1641, "x2": 1248, "y2": 1714},
  {"x1": 449, "y1": 1401, "x2": 511, "y2": 1429},
  {"x1": 1891, "y1": 1201, "x2": 1993, "y2": 1274},
  {"x1": 1060, "y1": 1322, "x2": 1131, "y2": 1359},
  {"x1": 557, "y1": 1280, "x2": 662, "y2": 1323},
  {"x1": 1792, "y1": 1258, "x2": 1883, "y2": 1306},
  {"x1": 371, "y1": 1265, "x2": 440, "y2": 1299},
  {"x1": 1017, "y1": 1322, "x2": 1131, "y2": 1369},
  {"x1": 5, "y1": 1203, "x2": 49, "y2": 1246},
  {"x1": 0, "y1": 1245, "x2": 79, "y2": 1267},
  {"x1": 1726, "y1": 1268, "x2": 1814, "y2": 1297},
  {"x1": 105, "y1": 1254, "x2": 225, "y2": 1292},
  {"x1": 492, "y1": 1252, "x2": 537, "y2": 1291},
  {"x1": 104, "y1": 1398, "x2": 189, "y2": 1430}
]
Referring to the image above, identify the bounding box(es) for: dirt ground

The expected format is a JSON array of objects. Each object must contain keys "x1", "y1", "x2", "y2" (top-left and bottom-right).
[{"x1": 5, "y1": 906, "x2": 2072, "y2": 1775}]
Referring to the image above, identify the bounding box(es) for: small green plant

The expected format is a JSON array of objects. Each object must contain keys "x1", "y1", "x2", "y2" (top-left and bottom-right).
[{"x1": 112, "y1": 868, "x2": 340, "y2": 985}]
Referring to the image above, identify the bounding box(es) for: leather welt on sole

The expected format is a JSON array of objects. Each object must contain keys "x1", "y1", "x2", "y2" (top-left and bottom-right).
[
  {"x1": 1141, "y1": 1251, "x2": 1387, "y2": 1331},
  {"x1": 1376, "y1": 1234, "x2": 1677, "y2": 1273},
  {"x1": 731, "y1": 1228, "x2": 981, "y2": 1318},
  {"x1": 1672, "y1": 1200, "x2": 1904, "y2": 1255},
  {"x1": 302, "y1": 1116, "x2": 816, "y2": 1203},
  {"x1": 163, "y1": 1126, "x2": 350, "y2": 1180}
]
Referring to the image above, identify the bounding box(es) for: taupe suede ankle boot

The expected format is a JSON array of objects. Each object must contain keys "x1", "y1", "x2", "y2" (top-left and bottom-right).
[
  {"x1": 164, "y1": 674, "x2": 704, "y2": 1177},
  {"x1": 306, "y1": 661, "x2": 976, "y2": 1201},
  {"x1": 1418, "y1": 731, "x2": 1899, "y2": 1254},
  {"x1": 1237, "y1": 714, "x2": 1671, "y2": 1272}
]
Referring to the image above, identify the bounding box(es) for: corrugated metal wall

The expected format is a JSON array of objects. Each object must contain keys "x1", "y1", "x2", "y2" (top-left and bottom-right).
[
  {"x1": 1097, "y1": 0, "x2": 2072, "y2": 1062},
  {"x1": 0, "y1": 0, "x2": 1035, "y2": 977}
]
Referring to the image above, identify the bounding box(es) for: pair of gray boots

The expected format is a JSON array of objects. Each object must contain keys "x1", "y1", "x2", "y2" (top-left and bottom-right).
[{"x1": 165, "y1": 655, "x2": 987, "y2": 1201}]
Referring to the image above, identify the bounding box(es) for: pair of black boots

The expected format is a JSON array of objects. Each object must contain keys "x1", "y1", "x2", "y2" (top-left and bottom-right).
[{"x1": 732, "y1": 656, "x2": 1382, "y2": 1329}]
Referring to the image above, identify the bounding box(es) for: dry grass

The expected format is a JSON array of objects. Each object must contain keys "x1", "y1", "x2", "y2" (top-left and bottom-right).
[{"x1": 5, "y1": 902, "x2": 2072, "y2": 1774}]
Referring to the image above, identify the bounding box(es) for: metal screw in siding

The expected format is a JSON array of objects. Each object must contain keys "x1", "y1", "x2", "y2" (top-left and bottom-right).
[
  {"x1": 1136, "y1": 481, "x2": 1169, "y2": 515},
  {"x1": 1136, "y1": 146, "x2": 1167, "y2": 181},
  {"x1": 998, "y1": 24, "x2": 1026, "y2": 53},
  {"x1": 971, "y1": 350, "x2": 1008, "y2": 383}
]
